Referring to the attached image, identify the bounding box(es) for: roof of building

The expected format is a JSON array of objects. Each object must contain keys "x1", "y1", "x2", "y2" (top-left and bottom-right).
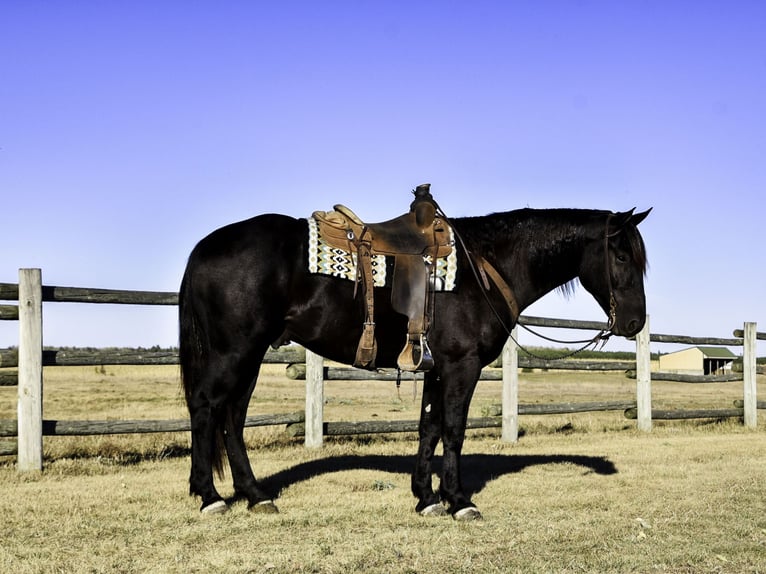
[
  {"x1": 693, "y1": 346, "x2": 737, "y2": 359},
  {"x1": 661, "y1": 346, "x2": 737, "y2": 360}
]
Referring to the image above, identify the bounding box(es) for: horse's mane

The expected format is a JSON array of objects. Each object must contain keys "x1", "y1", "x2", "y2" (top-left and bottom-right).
[{"x1": 452, "y1": 207, "x2": 648, "y2": 296}]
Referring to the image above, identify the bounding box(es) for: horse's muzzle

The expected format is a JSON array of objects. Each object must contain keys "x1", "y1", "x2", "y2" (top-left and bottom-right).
[{"x1": 613, "y1": 316, "x2": 645, "y2": 338}]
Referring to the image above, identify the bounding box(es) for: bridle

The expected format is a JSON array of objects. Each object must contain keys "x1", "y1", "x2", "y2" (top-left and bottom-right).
[
  {"x1": 395, "y1": 207, "x2": 621, "y2": 390},
  {"x1": 604, "y1": 212, "x2": 618, "y2": 332},
  {"x1": 460, "y1": 211, "x2": 620, "y2": 360}
]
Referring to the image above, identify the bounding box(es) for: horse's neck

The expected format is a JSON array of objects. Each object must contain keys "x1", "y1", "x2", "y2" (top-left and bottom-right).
[
  {"x1": 456, "y1": 210, "x2": 594, "y2": 312},
  {"x1": 499, "y1": 222, "x2": 585, "y2": 311}
]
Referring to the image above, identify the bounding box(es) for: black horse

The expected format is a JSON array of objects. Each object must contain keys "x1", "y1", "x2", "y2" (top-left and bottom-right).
[{"x1": 180, "y1": 203, "x2": 650, "y2": 519}]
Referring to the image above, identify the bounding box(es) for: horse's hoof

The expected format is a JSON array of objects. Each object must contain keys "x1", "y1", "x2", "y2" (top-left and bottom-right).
[
  {"x1": 249, "y1": 500, "x2": 279, "y2": 514},
  {"x1": 201, "y1": 500, "x2": 228, "y2": 515},
  {"x1": 453, "y1": 506, "x2": 483, "y2": 521},
  {"x1": 419, "y1": 502, "x2": 449, "y2": 517}
]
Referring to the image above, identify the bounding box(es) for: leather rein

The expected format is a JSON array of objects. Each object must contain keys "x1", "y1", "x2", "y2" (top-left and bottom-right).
[{"x1": 441, "y1": 209, "x2": 619, "y2": 361}]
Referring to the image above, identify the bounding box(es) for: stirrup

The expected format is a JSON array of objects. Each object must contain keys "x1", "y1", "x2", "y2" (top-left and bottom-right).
[
  {"x1": 353, "y1": 322, "x2": 377, "y2": 369},
  {"x1": 397, "y1": 334, "x2": 434, "y2": 372}
]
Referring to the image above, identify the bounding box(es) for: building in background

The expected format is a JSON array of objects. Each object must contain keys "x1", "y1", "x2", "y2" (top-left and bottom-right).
[{"x1": 658, "y1": 346, "x2": 737, "y2": 375}]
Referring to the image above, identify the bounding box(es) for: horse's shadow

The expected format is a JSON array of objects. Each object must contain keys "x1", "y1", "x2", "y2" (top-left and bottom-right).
[{"x1": 259, "y1": 453, "x2": 617, "y2": 499}]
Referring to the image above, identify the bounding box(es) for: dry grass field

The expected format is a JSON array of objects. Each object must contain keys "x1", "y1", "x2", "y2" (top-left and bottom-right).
[{"x1": 1, "y1": 363, "x2": 765, "y2": 573}]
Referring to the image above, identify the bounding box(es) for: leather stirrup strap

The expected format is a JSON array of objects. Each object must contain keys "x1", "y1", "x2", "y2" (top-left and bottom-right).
[
  {"x1": 476, "y1": 256, "x2": 520, "y2": 323},
  {"x1": 353, "y1": 240, "x2": 377, "y2": 368}
]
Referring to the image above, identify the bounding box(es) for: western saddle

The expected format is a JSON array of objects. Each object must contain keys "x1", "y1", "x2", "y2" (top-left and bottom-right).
[{"x1": 312, "y1": 184, "x2": 453, "y2": 371}]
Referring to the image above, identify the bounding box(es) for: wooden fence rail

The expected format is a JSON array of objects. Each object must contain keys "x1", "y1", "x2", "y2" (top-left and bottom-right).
[
  {"x1": 1, "y1": 270, "x2": 762, "y2": 469},
  {"x1": 283, "y1": 360, "x2": 636, "y2": 383},
  {"x1": 0, "y1": 412, "x2": 304, "y2": 438},
  {"x1": 0, "y1": 346, "x2": 305, "y2": 369}
]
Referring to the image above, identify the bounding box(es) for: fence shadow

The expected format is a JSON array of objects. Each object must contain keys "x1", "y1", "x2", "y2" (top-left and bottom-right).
[{"x1": 259, "y1": 453, "x2": 617, "y2": 500}]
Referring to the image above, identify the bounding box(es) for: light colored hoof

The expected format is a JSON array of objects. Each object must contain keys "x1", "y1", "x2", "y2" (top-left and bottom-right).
[
  {"x1": 453, "y1": 506, "x2": 483, "y2": 521},
  {"x1": 419, "y1": 503, "x2": 448, "y2": 517},
  {"x1": 249, "y1": 500, "x2": 279, "y2": 514},
  {"x1": 201, "y1": 500, "x2": 228, "y2": 514}
]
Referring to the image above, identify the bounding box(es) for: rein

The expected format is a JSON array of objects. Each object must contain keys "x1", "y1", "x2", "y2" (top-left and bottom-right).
[
  {"x1": 437, "y1": 206, "x2": 617, "y2": 361},
  {"x1": 604, "y1": 213, "x2": 618, "y2": 332}
]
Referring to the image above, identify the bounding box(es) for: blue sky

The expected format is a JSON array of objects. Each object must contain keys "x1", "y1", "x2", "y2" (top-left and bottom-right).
[{"x1": 1, "y1": 1, "x2": 765, "y2": 355}]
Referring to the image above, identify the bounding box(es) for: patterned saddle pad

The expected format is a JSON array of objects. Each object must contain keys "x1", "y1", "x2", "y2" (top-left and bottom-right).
[{"x1": 307, "y1": 217, "x2": 458, "y2": 291}]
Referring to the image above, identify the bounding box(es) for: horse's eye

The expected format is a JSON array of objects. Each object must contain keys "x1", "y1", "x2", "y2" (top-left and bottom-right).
[{"x1": 616, "y1": 253, "x2": 628, "y2": 263}]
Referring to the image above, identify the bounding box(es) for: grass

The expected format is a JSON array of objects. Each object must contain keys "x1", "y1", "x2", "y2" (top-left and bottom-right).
[{"x1": 0, "y1": 365, "x2": 765, "y2": 573}]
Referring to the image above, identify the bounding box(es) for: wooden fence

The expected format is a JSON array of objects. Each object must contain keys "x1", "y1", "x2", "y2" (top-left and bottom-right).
[{"x1": 1, "y1": 269, "x2": 763, "y2": 470}]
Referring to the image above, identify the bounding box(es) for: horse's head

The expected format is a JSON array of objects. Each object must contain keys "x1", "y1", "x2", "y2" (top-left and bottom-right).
[{"x1": 579, "y1": 208, "x2": 651, "y2": 338}]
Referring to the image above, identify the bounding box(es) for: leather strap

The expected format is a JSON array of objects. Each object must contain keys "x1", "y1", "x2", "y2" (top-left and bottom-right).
[
  {"x1": 476, "y1": 256, "x2": 519, "y2": 323},
  {"x1": 353, "y1": 238, "x2": 377, "y2": 368}
]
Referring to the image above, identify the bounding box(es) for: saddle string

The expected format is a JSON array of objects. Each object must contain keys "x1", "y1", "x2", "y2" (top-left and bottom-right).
[
  {"x1": 431, "y1": 200, "x2": 614, "y2": 361},
  {"x1": 394, "y1": 368, "x2": 420, "y2": 402}
]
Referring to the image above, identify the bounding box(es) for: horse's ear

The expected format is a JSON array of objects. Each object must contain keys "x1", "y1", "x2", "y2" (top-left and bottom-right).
[
  {"x1": 631, "y1": 208, "x2": 652, "y2": 226},
  {"x1": 609, "y1": 208, "x2": 636, "y2": 232},
  {"x1": 610, "y1": 207, "x2": 651, "y2": 232}
]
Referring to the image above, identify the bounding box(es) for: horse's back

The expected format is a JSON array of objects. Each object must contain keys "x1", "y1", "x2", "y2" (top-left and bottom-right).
[
  {"x1": 187, "y1": 213, "x2": 304, "y2": 264},
  {"x1": 180, "y1": 214, "x2": 307, "y2": 346}
]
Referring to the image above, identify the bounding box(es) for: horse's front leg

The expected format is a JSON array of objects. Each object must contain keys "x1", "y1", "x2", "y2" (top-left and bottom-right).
[
  {"x1": 438, "y1": 359, "x2": 483, "y2": 520},
  {"x1": 412, "y1": 370, "x2": 448, "y2": 516}
]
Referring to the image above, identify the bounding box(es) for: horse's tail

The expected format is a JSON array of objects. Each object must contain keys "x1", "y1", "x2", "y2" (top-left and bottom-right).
[{"x1": 179, "y1": 266, "x2": 226, "y2": 478}]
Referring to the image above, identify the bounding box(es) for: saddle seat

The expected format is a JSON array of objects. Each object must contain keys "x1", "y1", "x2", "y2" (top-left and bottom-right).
[
  {"x1": 311, "y1": 184, "x2": 453, "y2": 371},
  {"x1": 314, "y1": 201, "x2": 452, "y2": 259}
]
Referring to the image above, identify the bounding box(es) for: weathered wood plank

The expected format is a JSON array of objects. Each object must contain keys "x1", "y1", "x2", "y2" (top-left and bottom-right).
[
  {"x1": 0, "y1": 283, "x2": 19, "y2": 301},
  {"x1": 732, "y1": 328, "x2": 766, "y2": 340},
  {"x1": 285, "y1": 363, "x2": 426, "y2": 381},
  {"x1": 742, "y1": 322, "x2": 758, "y2": 428},
  {"x1": 18, "y1": 269, "x2": 43, "y2": 471},
  {"x1": 304, "y1": 350, "x2": 324, "y2": 448},
  {"x1": 626, "y1": 371, "x2": 742, "y2": 383},
  {"x1": 501, "y1": 331, "x2": 519, "y2": 443},
  {"x1": 0, "y1": 411, "x2": 304, "y2": 437},
  {"x1": 635, "y1": 316, "x2": 652, "y2": 432},
  {"x1": 285, "y1": 359, "x2": 631, "y2": 382},
  {"x1": 0, "y1": 370, "x2": 17, "y2": 386},
  {"x1": 0, "y1": 345, "x2": 304, "y2": 368},
  {"x1": 518, "y1": 315, "x2": 608, "y2": 331},
  {"x1": 518, "y1": 358, "x2": 634, "y2": 371},
  {"x1": 41, "y1": 286, "x2": 178, "y2": 305},
  {"x1": 0, "y1": 349, "x2": 18, "y2": 368},
  {"x1": 624, "y1": 407, "x2": 743, "y2": 420},
  {"x1": 265, "y1": 346, "x2": 306, "y2": 364},
  {"x1": 1, "y1": 282, "x2": 179, "y2": 305},
  {"x1": 43, "y1": 348, "x2": 179, "y2": 366},
  {"x1": 487, "y1": 401, "x2": 636, "y2": 416},
  {"x1": 649, "y1": 333, "x2": 742, "y2": 346},
  {"x1": 733, "y1": 400, "x2": 766, "y2": 409},
  {"x1": 0, "y1": 305, "x2": 19, "y2": 320},
  {"x1": 286, "y1": 416, "x2": 502, "y2": 437}
]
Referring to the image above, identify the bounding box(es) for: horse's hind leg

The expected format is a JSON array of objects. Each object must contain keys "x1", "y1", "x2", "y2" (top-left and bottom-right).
[
  {"x1": 187, "y1": 353, "x2": 265, "y2": 514},
  {"x1": 188, "y1": 396, "x2": 227, "y2": 513},
  {"x1": 223, "y1": 363, "x2": 279, "y2": 513}
]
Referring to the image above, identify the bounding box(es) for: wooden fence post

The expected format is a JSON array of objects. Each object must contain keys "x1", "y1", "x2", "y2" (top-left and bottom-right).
[
  {"x1": 304, "y1": 349, "x2": 324, "y2": 448},
  {"x1": 742, "y1": 322, "x2": 757, "y2": 429},
  {"x1": 501, "y1": 328, "x2": 519, "y2": 443},
  {"x1": 635, "y1": 314, "x2": 652, "y2": 432},
  {"x1": 18, "y1": 268, "x2": 43, "y2": 471}
]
